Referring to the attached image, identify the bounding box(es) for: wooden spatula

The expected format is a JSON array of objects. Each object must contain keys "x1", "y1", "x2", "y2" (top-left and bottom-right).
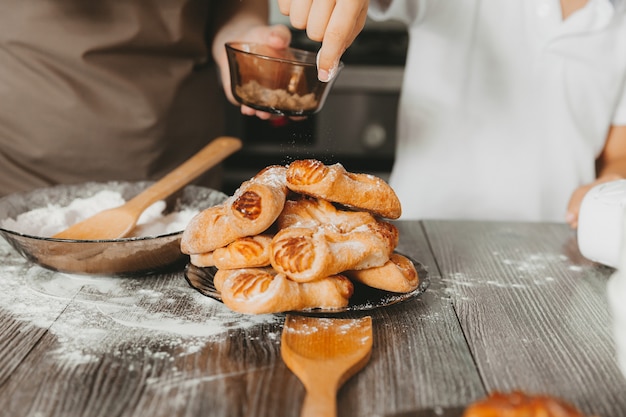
[
  {"x1": 52, "y1": 136, "x2": 242, "y2": 240},
  {"x1": 281, "y1": 314, "x2": 374, "y2": 417}
]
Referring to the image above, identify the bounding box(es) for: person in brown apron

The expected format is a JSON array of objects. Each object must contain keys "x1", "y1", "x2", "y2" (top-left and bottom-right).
[{"x1": 0, "y1": 0, "x2": 367, "y2": 197}]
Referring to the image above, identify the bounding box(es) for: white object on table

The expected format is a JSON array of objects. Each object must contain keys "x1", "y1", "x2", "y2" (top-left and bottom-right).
[{"x1": 578, "y1": 180, "x2": 626, "y2": 268}]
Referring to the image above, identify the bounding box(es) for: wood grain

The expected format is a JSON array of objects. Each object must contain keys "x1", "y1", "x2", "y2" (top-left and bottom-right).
[
  {"x1": 423, "y1": 220, "x2": 626, "y2": 417},
  {"x1": 336, "y1": 221, "x2": 485, "y2": 416},
  {"x1": 0, "y1": 221, "x2": 624, "y2": 417}
]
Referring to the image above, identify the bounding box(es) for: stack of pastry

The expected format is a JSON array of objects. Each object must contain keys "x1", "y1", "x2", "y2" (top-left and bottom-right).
[{"x1": 181, "y1": 159, "x2": 419, "y2": 314}]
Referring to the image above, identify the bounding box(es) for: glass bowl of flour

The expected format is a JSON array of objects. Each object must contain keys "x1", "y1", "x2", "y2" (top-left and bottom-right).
[{"x1": 0, "y1": 181, "x2": 226, "y2": 276}]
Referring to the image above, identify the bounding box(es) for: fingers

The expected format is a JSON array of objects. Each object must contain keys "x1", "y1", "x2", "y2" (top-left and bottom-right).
[
  {"x1": 566, "y1": 185, "x2": 588, "y2": 229},
  {"x1": 279, "y1": 0, "x2": 368, "y2": 82},
  {"x1": 565, "y1": 208, "x2": 579, "y2": 229},
  {"x1": 266, "y1": 24, "x2": 292, "y2": 50},
  {"x1": 277, "y1": 0, "x2": 294, "y2": 18},
  {"x1": 241, "y1": 105, "x2": 306, "y2": 122},
  {"x1": 241, "y1": 105, "x2": 273, "y2": 120},
  {"x1": 287, "y1": 0, "x2": 313, "y2": 29},
  {"x1": 566, "y1": 174, "x2": 623, "y2": 228},
  {"x1": 317, "y1": 3, "x2": 367, "y2": 81},
  {"x1": 304, "y1": 0, "x2": 333, "y2": 41}
]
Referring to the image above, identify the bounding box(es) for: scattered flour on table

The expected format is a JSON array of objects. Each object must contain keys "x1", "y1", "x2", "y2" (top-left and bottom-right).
[
  {"x1": 0, "y1": 239, "x2": 279, "y2": 368},
  {"x1": 440, "y1": 251, "x2": 586, "y2": 300},
  {"x1": 0, "y1": 190, "x2": 197, "y2": 237}
]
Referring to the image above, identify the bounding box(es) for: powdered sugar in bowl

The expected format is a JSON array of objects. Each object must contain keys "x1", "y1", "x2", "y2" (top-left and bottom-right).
[{"x1": 0, "y1": 181, "x2": 226, "y2": 275}]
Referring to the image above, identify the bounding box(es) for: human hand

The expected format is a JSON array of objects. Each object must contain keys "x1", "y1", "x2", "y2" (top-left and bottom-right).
[
  {"x1": 215, "y1": 24, "x2": 292, "y2": 120},
  {"x1": 277, "y1": 0, "x2": 368, "y2": 82},
  {"x1": 565, "y1": 174, "x2": 622, "y2": 228}
]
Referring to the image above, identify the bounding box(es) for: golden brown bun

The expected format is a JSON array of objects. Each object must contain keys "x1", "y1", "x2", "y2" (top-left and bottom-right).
[
  {"x1": 345, "y1": 253, "x2": 419, "y2": 293},
  {"x1": 181, "y1": 159, "x2": 409, "y2": 315},
  {"x1": 190, "y1": 234, "x2": 272, "y2": 269},
  {"x1": 189, "y1": 252, "x2": 215, "y2": 268},
  {"x1": 270, "y1": 220, "x2": 399, "y2": 283},
  {"x1": 277, "y1": 196, "x2": 377, "y2": 231},
  {"x1": 463, "y1": 391, "x2": 591, "y2": 417},
  {"x1": 181, "y1": 165, "x2": 287, "y2": 254},
  {"x1": 215, "y1": 267, "x2": 354, "y2": 314},
  {"x1": 285, "y1": 159, "x2": 402, "y2": 219},
  {"x1": 212, "y1": 234, "x2": 272, "y2": 269}
]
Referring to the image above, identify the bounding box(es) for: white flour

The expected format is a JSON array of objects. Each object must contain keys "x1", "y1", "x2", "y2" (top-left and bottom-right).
[
  {"x1": 440, "y1": 251, "x2": 585, "y2": 301},
  {"x1": 1, "y1": 190, "x2": 197, "y2": 237},
  {"x1": 0, "y1": 238, "x2": 280, "y2": 368}
]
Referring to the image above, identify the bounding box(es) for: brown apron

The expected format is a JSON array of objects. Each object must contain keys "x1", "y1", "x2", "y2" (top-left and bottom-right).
[{"x1": 0, "y1": 0, "x2": 226, "y2": 196}]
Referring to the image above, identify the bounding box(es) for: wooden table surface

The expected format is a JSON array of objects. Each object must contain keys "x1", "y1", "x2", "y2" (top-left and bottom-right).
[{"x1": 1, "y1": 220, "x2": 625, "y2": 417}]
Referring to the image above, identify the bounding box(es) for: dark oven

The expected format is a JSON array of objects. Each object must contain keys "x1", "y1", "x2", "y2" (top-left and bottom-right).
[{"x1": 221, "y1": 23, "x2": 408, "y2": 194}]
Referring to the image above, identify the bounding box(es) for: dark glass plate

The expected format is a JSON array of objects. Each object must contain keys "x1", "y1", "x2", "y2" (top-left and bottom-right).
[{"x1": 184, "y1": 254, "x2": 429, "y2": 316}]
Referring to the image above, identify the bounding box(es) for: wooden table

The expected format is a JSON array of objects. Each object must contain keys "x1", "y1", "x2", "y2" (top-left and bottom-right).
[{"x1": 1, "y1": 221, "x2": 625, "y2": 417}]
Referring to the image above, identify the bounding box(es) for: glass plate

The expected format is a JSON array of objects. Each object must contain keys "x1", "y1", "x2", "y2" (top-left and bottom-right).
[{"x1": 184, "y1": 254, "x2": 430, "y2": 316}]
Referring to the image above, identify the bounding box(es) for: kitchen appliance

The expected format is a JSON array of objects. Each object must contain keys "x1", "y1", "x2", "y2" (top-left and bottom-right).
[{"x1": 221, "y1": 18, "x2": 408, "y2": 194}]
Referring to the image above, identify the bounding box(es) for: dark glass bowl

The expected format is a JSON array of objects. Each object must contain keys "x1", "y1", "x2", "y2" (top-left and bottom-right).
[
  {"x1": 0, "y1": 181, "x2": 226, "y2": 276},
  {"x1": 225, "y1": 42, "x2": 343, "y2": 116}
]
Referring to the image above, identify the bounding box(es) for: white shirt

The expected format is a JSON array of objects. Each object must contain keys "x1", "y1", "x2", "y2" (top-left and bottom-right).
[{"x1": 369, "y1": 0, "x2": 626, "y2": 222}]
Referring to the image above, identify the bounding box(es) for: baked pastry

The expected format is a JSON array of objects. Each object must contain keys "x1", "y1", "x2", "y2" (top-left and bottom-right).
[
  {"x1": 213, "y1": 234, "x2": 272, "y2": 269},
  {"x1": 214, "y1": 267, "x2": 354, "y2": 314},
  {"x1": 463, "y1": 391, "x2": 592, "y2": 417},
  {"x1": 189, "y1": 252, "x2": 215, "y2": 268},
  {"x1": 277, "y1": 196, "x2": 377, "y2": 232},
  {"x1": 189, "y1": 234, "x2": 272, "y2": 269},
  {"x1": 270, "y1": 220, "x2": 399, "y2": 282},
  {"x1": 345, "y1": 253, "x2": 419, "y2": 293},
  {"x1": 285, "y1": 159, "x2": 402, "y2": 219},
  {"x1": 181, "y1": 165, "x2": 287, "y2": 254},
  {"x1": 181, "y1": 160, "x2": 412, "y2": 315}
]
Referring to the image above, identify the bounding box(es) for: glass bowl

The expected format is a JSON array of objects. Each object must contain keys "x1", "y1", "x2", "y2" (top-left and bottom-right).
[
  {"x1": 0, "y1": 181, "x2": 226, "y2": 276},
  {"x1": 225, "y1": 42, "x2": 343, "y2": 116}
]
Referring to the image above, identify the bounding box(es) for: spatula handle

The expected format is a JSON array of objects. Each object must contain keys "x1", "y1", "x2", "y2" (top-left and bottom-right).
[
  {"x1": 125, "y1": 136, "x2": 242, "y2": 212},
  {"x1": 301, "y1": 384, "x2": 338, "y2": 417}
]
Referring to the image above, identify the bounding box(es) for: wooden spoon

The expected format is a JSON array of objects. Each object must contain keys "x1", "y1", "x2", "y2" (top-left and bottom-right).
[
  {"x1": 52, "y1": 136, "x2": 242, "y2": 240},
  {"x1": 281, "y1": 314, "x2": 373, "y2": 417}
]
